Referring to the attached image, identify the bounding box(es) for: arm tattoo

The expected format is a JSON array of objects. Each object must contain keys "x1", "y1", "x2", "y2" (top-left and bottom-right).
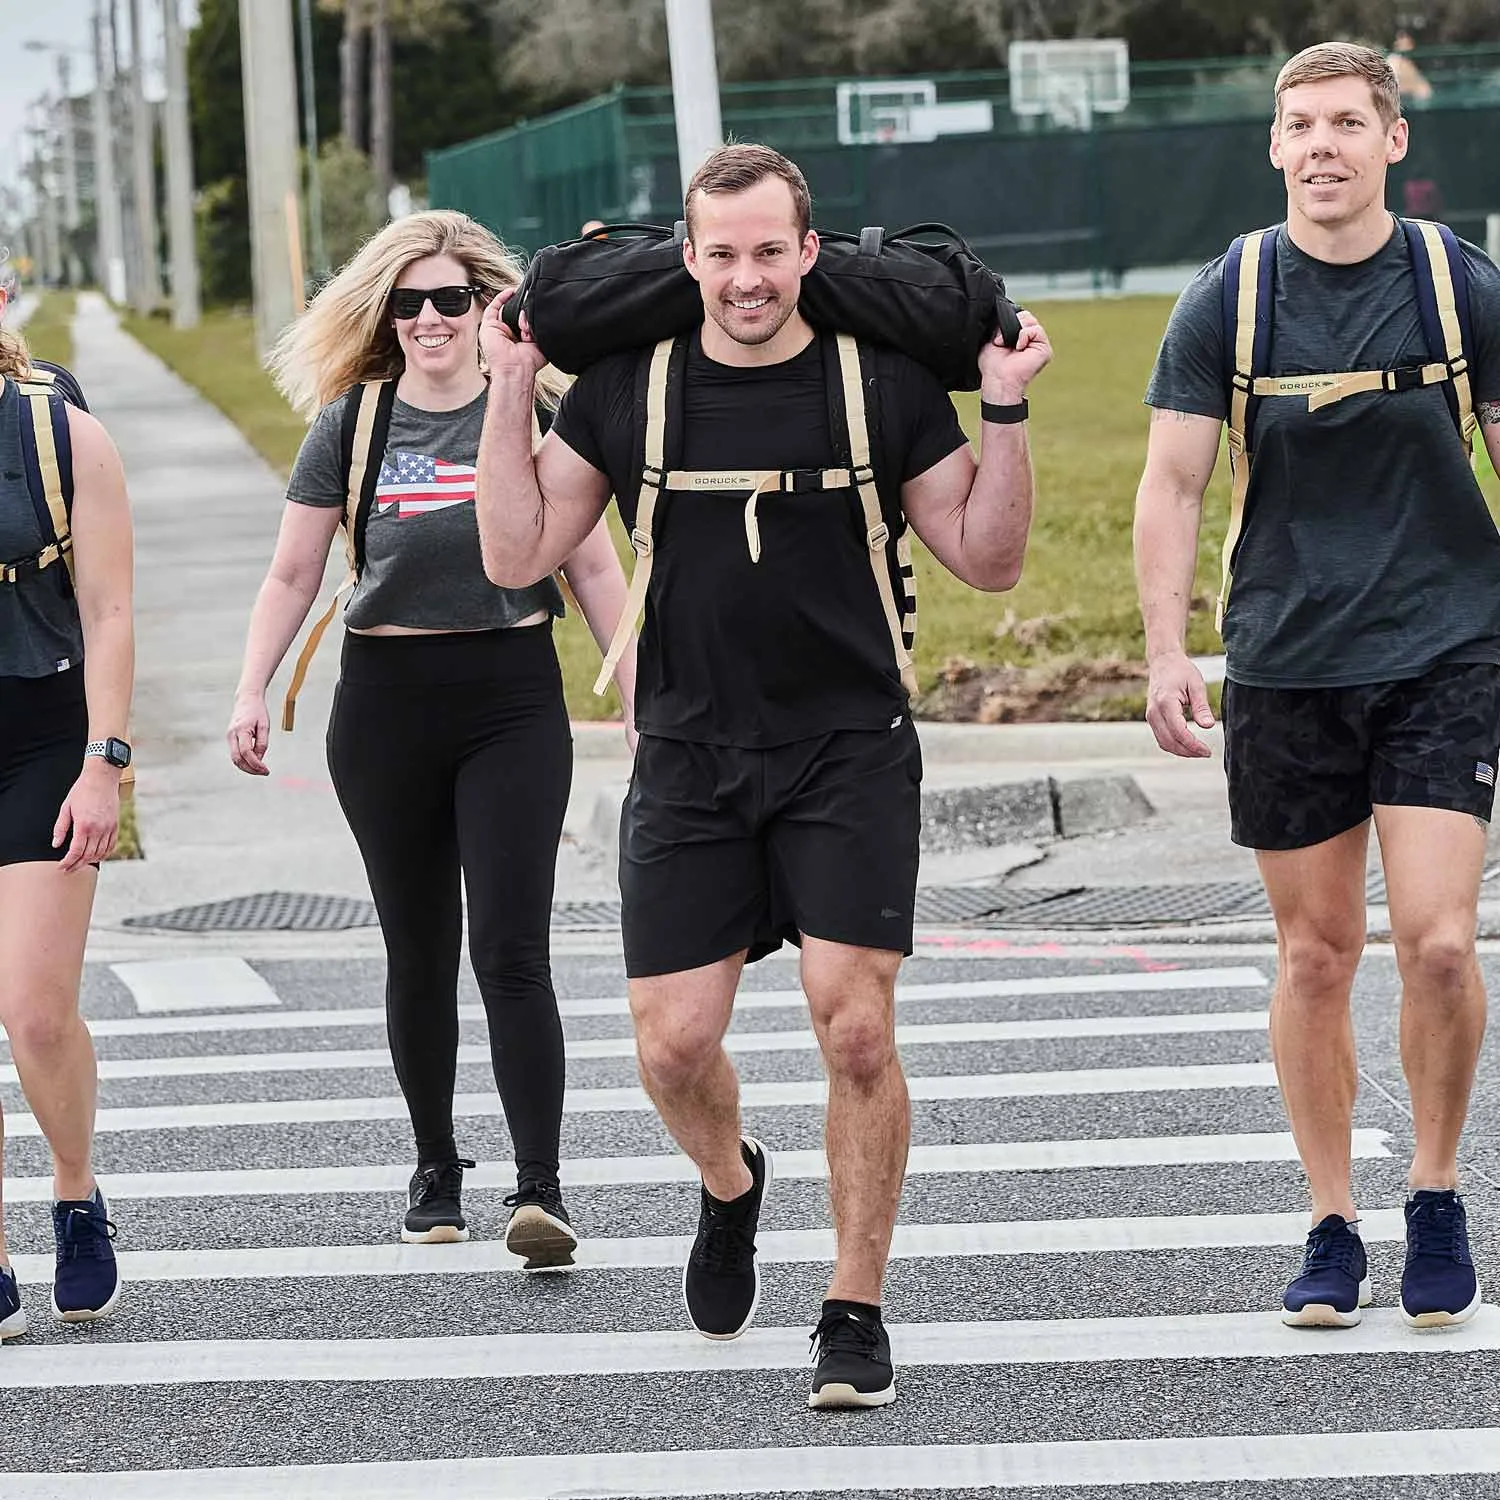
[{"x1": 1478, "y1": 401, "x2": 1500, "y2": 426}]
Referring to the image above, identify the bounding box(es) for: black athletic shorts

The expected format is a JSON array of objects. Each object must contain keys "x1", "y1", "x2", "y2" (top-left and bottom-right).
[
  {"x1": 619, "y1": 719, "x2": 923, "y2": 978},
  {"x1": 1221, "y1": 662, "x2": 1500, "y2": 851},
  {"x1": 0, "y1": 668, "x2": 88, "y2": 867}
]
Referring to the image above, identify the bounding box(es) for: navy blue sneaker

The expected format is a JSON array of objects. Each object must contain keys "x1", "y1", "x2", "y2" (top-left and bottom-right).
[
  {"x1": 0, "y1": 1264, "x2": 27, "y2": 1340},
  {"x1": 51, "y1": 1186, "x2": 121, "y2": 1323},
  {"x1": 1281, "y1": 1213, "x2": 1370, "y2": 1327},
  {"x1": 1401, "y1": 1189, "x2": 1482, "y2": 1328}
]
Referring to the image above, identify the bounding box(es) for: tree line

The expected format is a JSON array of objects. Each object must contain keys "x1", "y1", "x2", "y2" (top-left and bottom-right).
[{"x1": 187, "y1": 0, "x2": 1496, "y2": 305}]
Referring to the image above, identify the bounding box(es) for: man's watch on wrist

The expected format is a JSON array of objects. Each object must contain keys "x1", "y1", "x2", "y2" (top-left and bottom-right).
[
  {"x1": 980, "y1": 398, "x2": 1029, "y2": 424},
  {"x1": 85, "y1": 737, "x2": 132, "y2": 770}
]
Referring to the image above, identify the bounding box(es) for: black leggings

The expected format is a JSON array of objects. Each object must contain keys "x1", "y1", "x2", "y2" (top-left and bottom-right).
[{"x1": 327, "y1": 625, "x2": 572, "y2": 1184}]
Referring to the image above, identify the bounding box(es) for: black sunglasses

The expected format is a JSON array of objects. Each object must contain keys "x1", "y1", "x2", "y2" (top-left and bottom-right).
[{"x1": 390, "y1": 284, "x2": 484, "y2": 320}]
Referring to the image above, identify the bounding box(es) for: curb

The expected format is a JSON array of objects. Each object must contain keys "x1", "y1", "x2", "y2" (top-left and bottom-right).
[{"x1": 588, "y1": 772, "x2": 1155, "y2": 864}]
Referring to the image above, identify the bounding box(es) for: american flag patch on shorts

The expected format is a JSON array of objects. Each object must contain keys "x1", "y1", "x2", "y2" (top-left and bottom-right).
[{"x1": 1477, "y1": 762, "x2": 1496, "y2": 788}]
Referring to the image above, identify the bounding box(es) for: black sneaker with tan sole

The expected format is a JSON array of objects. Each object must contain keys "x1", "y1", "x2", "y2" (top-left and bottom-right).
[
  {"x1": 808, "y1": 1300, "x2": 896, "y2": 1409},
  {"x1": 683, "y1": 1136, "x2": 772, "y2": 1340},
  {"x1": 401, "y1": 1157, "x2": 476, "y2": 1244},
  {"x1": 504, "y1": 1181, "x2": 578, "y2": 1271}
]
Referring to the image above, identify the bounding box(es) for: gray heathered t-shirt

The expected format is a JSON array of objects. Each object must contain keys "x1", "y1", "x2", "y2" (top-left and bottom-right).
[
  {"x1": 286, "y1": 386, "x2": 564, "y2": 631},
  {"x1": 1145, "y1": 220, "x2": 1500, "y2": 689},
  {"x1": 0, "y1": 377, "x2": 84, "y2": 679}
]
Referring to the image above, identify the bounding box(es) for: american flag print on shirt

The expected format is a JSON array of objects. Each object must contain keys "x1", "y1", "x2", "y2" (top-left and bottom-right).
[{"x1": 375, "y1": 450, "x2": 477, "y2": 518}]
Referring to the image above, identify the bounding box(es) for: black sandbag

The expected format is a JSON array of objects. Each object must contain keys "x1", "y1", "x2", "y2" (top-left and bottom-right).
[{"x1": 501, "y1": 221, "x2": 1020, "y2": 390}]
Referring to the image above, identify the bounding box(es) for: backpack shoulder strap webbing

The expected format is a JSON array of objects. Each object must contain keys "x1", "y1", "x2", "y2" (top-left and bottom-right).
[
  {"x1": 831, "y1": 333, "x2": 917, "y2": 697},
  {"x1": 1218, "y1": 226, "x2": 1276, "y2": 629},
  {"x1": 11, "y1": 381, "x2": 77, "y2": 590},
  {"x1": 281, "y1": 380, "x2": 396, "y2": 731},
  {"x1": 1402, "y1": 216, "x2": 1475, "y2": 451},
  {"x1": 595, "y1": 338, "x2": 677, "y2": 696}
]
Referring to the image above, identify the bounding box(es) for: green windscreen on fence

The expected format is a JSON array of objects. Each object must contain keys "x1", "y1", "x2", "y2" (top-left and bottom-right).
[{"x1": 428, "y1": 46, "x2": 1500, "y2": 277}]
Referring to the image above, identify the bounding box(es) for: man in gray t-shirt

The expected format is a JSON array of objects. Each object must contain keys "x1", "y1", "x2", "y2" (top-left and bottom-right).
[{"x1": 1135, "y1": 42, "x2": 1500, "y2": 1334}]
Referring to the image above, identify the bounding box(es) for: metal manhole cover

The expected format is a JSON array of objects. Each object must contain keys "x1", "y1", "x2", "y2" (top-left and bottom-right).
[
  {"x1": 981, "y1": 881, "x2": 1270, "y2": 928},
  {"x1": 552, "y1": 900, "x2": 624, "y2": 930},
  {"x1": 123, "y1": 891, "x2": 380, "y2": 933}
]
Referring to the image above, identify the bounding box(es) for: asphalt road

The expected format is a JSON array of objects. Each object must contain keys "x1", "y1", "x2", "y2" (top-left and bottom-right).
[{"x1": 3, "y1": 940, "x2": 1500, "y2": 1497}]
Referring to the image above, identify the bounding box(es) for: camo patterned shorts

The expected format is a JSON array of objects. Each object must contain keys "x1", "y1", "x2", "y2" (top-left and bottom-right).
[{"x1": 1221, "y1": 662, "x2": 1500, "y2": 850}]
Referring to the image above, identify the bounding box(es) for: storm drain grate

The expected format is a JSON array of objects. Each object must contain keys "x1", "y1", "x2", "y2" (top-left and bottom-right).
[
  {"x1": 551, "y1": 901, "x2": 626, "y2": 930},
  {"x1": 980, "y1": 881, "x2": 1270, "y2": 928},
  {"x1": 123, "y1": 891, "x2": 380, "y2": 933}
]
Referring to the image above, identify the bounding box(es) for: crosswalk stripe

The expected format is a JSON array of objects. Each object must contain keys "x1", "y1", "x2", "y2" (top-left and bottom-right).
[
  {"x1": 4, "y1": 1209, "x2": 1409, "y2": 1284},
  {"x1": 110, "y1": 957, "x2": 282, "y2": 1014},
  {"x1": 0, "y1": 1130, "x2": 1392, "y2": 1203},
  {"x1": 1, "y1": 1011, "x2": 1271, "y2": 1085},
  {"x1": 12, "y1": 1429, "x2": 1500, "y2": 1498},
  {"x1": 1, "y1": 1063, "x2": 1280, "y2": 1136},
  {"x1": 59, "y1": 966, "x2": 1269, "y2": 1041},
  {"x1": 2, "y1": 1306, "x2": 1493, "y2": 1389}
]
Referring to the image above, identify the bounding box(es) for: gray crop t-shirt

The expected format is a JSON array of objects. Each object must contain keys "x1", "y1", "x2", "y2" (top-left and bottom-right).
[{"x1": 286, "y1": 386, "x2": 564, "y2": 632}]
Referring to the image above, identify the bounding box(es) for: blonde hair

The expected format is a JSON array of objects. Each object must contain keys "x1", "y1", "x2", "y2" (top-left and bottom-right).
[
  {"x1": 1275, "y1": 42, "x2": 1402, "y2": 130},
  {"x1": 267, "y1": 209, "x2": 568, "y2": 419},
  {"x1": 0, "y1": 260, "x2": 32, "y2": 382}
]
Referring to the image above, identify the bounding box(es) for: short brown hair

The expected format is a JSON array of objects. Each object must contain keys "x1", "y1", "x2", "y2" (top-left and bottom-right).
[
  {"x1": 685, "y1": 143, "x2": 812, "y2": 242},
  {"x1": 1274, "y1": 42, "x2": 1401, "y2": 129}
]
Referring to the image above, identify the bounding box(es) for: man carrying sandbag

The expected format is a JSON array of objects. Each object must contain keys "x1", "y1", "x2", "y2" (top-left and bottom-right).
[{"x1": 475, "y1": 142, "x2": 1051, "y2": 1410}]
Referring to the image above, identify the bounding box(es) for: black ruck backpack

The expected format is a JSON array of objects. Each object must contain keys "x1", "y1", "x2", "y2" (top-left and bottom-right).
[{"x1": 502, "y1": 221, "x2": 1022, "y2": 696}]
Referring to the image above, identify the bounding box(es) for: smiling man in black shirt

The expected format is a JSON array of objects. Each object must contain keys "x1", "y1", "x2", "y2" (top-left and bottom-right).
[
  {"x1": 1136, "y1": 43, "x2": 1500, "y2": 1335},
  {"x1": 476, "y1": 143, "x2": 1051, "y2": 1409}
]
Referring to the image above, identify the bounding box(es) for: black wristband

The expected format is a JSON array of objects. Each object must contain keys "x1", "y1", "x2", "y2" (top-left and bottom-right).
[{"x1": 980, "y1": 398, "x2": 1029, "y2": 424}]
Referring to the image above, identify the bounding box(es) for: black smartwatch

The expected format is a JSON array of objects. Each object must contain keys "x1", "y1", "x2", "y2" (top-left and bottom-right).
[{"x1": 85, "y1": 737, "x2": 132, "y2": 769}]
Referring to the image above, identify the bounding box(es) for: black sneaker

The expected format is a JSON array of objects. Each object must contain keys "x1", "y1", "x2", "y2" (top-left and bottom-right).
[
  {"x1": 1401, "y1": 1189, "x2": 1483, "y2": 1328},
  {"x1": 51, "y1": 1187, "x2": 121, "y2": 1323},
  {"x1": 808, "y1": 1301, "x2": 896, "y2": 1409},
  {"x1": 0, "y1": 1264, "x2": 27, "y2": 1340},
  {"x1": 1281, "y1": 1213, "x2": 1370, "y2": 1328},
  {"x1": 401, "y1": 1157, "x2": 476, "y2": 1244},
  {"x1": 504, "y1": 1181, "x2": 578, "y2": 1271},
  {"x1": 683, "y1": 1136, "x2": 772, "y2": 1341}
]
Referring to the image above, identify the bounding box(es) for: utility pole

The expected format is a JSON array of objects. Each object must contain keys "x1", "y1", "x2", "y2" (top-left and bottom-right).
[
  {"x1": 126, "y1": 0, "x2": 162, "y2": 313},
  {"x1": 55, "y1": 56, "x2": 82, "y2": 285},
  {"x1": 92, "y1": 1, "x2": 128, "y2": 303},
  {"x1": 297, "y1": 0, "x2": 328, "y2": 280},
  {"x1": 663, "y1": 0, "x2": 723, "y2": 200},
  {"x1": 369, "y1": 0, "x2": 392, "y2": 206},
  {"x1": 239, "y1": 0, "x2": 303, "y2": 354},
  {"x1": 160, "y1": 0, "x2": 200, "y2": 327},
  {"x1": 28, "y1": 107, "x2": 63, "y2": 287}
]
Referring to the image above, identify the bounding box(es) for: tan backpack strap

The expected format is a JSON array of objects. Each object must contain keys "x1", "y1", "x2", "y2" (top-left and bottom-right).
[
  {"x1": 1413, "y1": 217, "x2": 1475, "y2": 451},
  {"x1": 24, "y1": 391, "x2": 75, "y2": 589},
  {"x1": 1218, "y1": 229, "x2": 1264, "y2": 631},
  {"x1": 281, "y1": 574, "x2": 355, "y2": 731},
  {"x1": 835, "y1": 333, "x2": 917, "y2": 697},
  {"x1": 282, "y1": 383, "x2": 388, "y2": 731},
  {"x1": 595, "y1": 339, "x2": 673, "y2": 695}
]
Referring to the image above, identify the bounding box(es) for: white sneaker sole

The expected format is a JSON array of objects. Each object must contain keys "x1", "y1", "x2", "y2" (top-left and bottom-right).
[
  {"x1": 808, "y1": 1379, "x2": 897, "y2": 1410},
  {"x1": 1281, "y1": 1274, "x2": 1372, "y2": 1328},
  {"x1": 1401, "y1": 1284, "x2": 1484, "y2": 1328},
  {"x1": 0, "y1": 1306, "x2": 28, "y2": 1339},
  {"x1": 400, "y1": 1223, "x2": 469, "y2": 1245},
  {"x1": 684, "y1": 1136, "x2": 773, "y2": 1342},
  {"x1": 52, "y1": 1277, "x2": 122, "y2": 1324},
  {"x1": 506, "y1": 1205, "x2": 578, "y2": 1271}
]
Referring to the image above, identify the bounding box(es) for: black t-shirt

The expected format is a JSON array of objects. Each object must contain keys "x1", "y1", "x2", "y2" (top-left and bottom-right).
[
  {"x1": 1145, "y1": 220, "x2": 1500, "y2": 689},
  {"x1": 551, "y1": 332, "x2": 967, "y2": 746}
]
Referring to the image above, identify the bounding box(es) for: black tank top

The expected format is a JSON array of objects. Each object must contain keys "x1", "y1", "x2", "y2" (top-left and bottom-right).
[{"x1": 0, "y1": 376, "x2": 84, "y2": 679}]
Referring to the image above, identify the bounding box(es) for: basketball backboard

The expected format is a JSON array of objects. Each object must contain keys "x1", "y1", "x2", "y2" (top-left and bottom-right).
[{"x1": 1008, "y1": 39, "x2": 1130, "y2": 130}]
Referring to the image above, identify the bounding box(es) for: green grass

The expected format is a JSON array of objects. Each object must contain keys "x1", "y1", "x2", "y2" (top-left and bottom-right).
[
  {"x1": 119, "y1": 299, "x2": 1500, "y2": 723},
  {"x1": 20, "y1": 291, "x2": 76, "y2": 369}
]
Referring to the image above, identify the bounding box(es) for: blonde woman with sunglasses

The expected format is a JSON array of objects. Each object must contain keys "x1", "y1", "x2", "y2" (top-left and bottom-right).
[{"x1": 229, "y1": 211, "x2": 636, "y2": 1268}]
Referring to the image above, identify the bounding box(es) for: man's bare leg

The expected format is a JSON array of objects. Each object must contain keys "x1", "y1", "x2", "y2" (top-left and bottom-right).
[
  {"x1": 1375, "y1": 805, "x2": 1487, "y2": 1192},
  {"x1": 801, "y1": 937, "x2": 908, "y2": 1306},
  {"x1": 1258, "y1": 822, "x2": 1370, "y2": 1224},
  {"x1": 629, "y1": 952, "x2": 750, "y2": 1202}
]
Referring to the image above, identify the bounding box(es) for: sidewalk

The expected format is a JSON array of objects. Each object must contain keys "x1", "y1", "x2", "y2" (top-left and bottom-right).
[{"x1": 62, "y1": 293, "x2": 1257, "y2": 943}]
